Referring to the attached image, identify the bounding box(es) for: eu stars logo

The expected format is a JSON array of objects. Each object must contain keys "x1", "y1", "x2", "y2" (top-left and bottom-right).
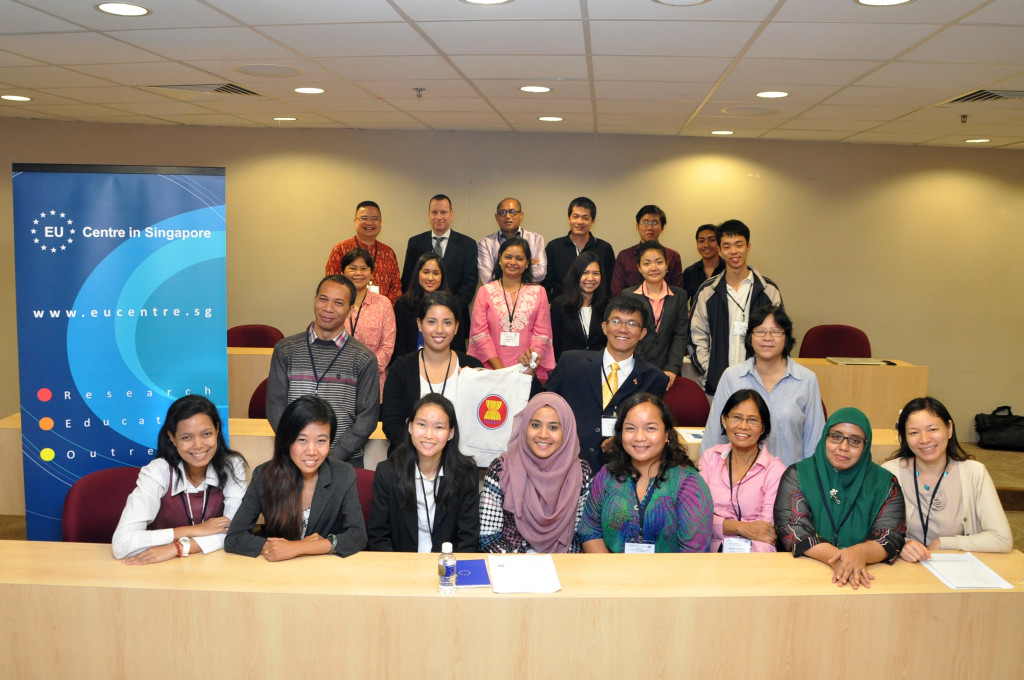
[{"x1": 30, "y1": 208, "x2": 76, "y2": 255}]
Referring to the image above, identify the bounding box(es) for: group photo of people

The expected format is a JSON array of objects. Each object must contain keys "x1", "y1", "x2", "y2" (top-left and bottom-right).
[{"x1": 111, "y1": 193, "x2": 1014, "y2": 589}]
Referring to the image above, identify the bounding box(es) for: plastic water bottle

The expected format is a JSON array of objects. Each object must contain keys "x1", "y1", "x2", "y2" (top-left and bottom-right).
[{"x1": 438, "y1": 541, "x2": 456, "y2": 595}]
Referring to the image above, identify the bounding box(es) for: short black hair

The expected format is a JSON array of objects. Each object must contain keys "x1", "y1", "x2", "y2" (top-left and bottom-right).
[
  {"x1": 315, "y1": 274, "x2": 356, "y2": 305},
  {"x1": 603, "y1": 295, "x2": 652, "y2": 329},
  {"x1": 635, "y1": 240, "x2": 667, "y2": 266},
  {"x1": 339, "y1": 247, "x2": 374, "y2": 272},
  {"x1": 635, "y1": 204, "x2": 666, "y2": 226},
  {"x1": 567, "y1": 196, "x2": 596, "y2": 220},
  {"x1": 718, "y1": 389, "x2": 772, "y2": 445},
  {"x1": 355, "y1": 200, "x2": 380, "y2": 214},
  {"x1": 491, "y1": 236, "x2": 534, "y2": 284},
  {"x1": 715, "y1": 219, "x2": 750, "y2": 244},
  {"x1": 429, "y1": 194, "x2": 453, "y2": 211},
  {"x1": 744, "y1": 304, "x2": 795, "y2": 359},
  {"x1": 695, "y1": 224, "x2": 716, "y2": 240}
]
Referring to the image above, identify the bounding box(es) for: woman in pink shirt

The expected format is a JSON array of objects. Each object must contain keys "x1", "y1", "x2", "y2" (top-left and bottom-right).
[{"x1": 698, "y1": 389, "x2": 786, "y2": 552}]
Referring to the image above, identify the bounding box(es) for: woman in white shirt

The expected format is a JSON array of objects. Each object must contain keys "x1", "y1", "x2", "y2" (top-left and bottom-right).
[{"x1": 112, "y1": 395, "x2": 247, "y2": 564}]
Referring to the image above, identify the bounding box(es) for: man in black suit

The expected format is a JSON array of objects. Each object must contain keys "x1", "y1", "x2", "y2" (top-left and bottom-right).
[{"x1": 545, "y1": 295, "x2": 670, "y2": 472}]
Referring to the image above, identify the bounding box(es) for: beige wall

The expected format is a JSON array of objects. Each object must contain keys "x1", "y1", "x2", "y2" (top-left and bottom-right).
[{"x1": 2, "y1": 118, "x2": 1022, "y2": 436}]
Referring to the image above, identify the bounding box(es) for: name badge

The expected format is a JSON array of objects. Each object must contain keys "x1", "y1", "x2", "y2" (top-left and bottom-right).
[
  {"x1": 499, "y1": 331, "x2": 521, "y2": 347},
  {"x1": 624, "y1": 542, "x2": 656, "y2": 554},
  {"x1": 601, "y1": 417, "x2": 617, "y2": 437},
  {"x1": 722, "y1": 537, "x2": 752, "y2": 553},
  {"x1": 368, "y1": 284, "x2": 380, "y2": 294},
  {"x1": 731, "y1": 320, "x2": 748, "y2": 336}
]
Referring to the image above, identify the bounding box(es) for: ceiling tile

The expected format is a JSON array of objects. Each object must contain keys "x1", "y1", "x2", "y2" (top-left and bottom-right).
[
  {"x1": 761, "y1": 129, "x2": 852, "y2": 141},
  {"x1": 598, "y1": 112, "x2": 687, "y2": 127},
  {"x1": 386, "y1": 98, "x2": 493, "y2": 113},
  {"x1": 0, "y1": 65, "x2": 115, "y2": 88},
  {"x1": 596, "y1": 99, "x2": 698, "y2": 116},
  {"x1": 919, "y1": 135, "x2": 1024, "y2": 147},
  {"x1": 109, "y1": 27, "x2": 295, "y2": 61},
  {"x1": 232, "y1": 111, "x2": 335, "y2": 124},
  {"x1": 588, "y1": 0, "x2": 779, "y2": 21},
  {"x1": 183, "y1": 59, "x2": 340, "y2": 83},
  {"x1": 206, "y1": 0, "x2": 403, "y2": 24},
  {"x1": 156, "y1": 113, "x2": 263, "y2": 125},
  {"x1": 858, "y1": 61, "x2": 1023, "y2": 89},
  {"x1": 900, "y1": 25, "x2": 1024, "y2": 64},
  {"x1": 800, "y1": 104, "x2": 921, "y2": 120},
  {"x1": 591, "y1": 56, "x2": 731, "y2": 83},
  {"x1": 473, "y1": 79, "x2": 591, "y2": 99},
  {"x1": 258, "y1": 23, "x2": 435, "y2": 58},
  {"x1": 359, "y1": 79, "x2": 477, "y2": 99},
  {"x1": 20, "y1": 0, "x2": 240, "y2": 30},
  {"x1": 589, "y1": 21, "x2": 759, "y2": 58},
  {"x1": 395, "y1": 0, "x2": 583, "y2": 21},
  {"x1": 11, "y1": 102, "x2": 129, "y2": 117},
  {"x1": 822, "y1": 85, "x2": 965, "y2": 108},
  {"x1": 70, "y1": 62, "x2": 220, "y2": 87},
  {"x1": 778, "y1": 118, "x2": 882, "y2": 132},
  {"x1": 725, "y1": 58, "x2": 883, "y2": 86},
  {"x1": 775, "y1": 0, "x2": 990, "y2": 24},
  {"x1": 962, "y1": 0, "x2": 1024, "y2": 25},
  {"x1": 418, "y1": 20, "x2": 584, "y2": 56},
  {"x1": 0, "y1": 50, "x2": 44, "y2": 68},
  {"x1": 487, "y1": 97, "x2": 592, "y2": 113},
  {"x1": 38, "y1": 86, "x2": 190, "y2": 103},
  {"x1": 317, "y1": 56, "x2": 460, "y2": 80},
  {"x1": 223, "y1": 80, "x2": 371, "y2": 100},
  {"x1": 291, "y1": 99, "x2": 397, "y2": 113},
  {"x1": 747, "y1": 22, "x2": 939, "y2": 60},
  {"x1": 711, "y1": 82, "x2": 840, "y2": 105},
  {"x1": 107, "y1": 100, "x2": 222, "y2": 115},
  {"x1": 597, "y1": 123, "x2": 682, "y2": 136},
  {"x1": 0, "y1": 32, "x2": 160, "y2": 65},
  {"x1": 450, "y1": 55, "x2": 588, "y2": 80},
  {"x1": 594, "y1": 80, "x2": 709, "y2": 101},
  {"x1": 0, "y1": 0, "x2": 82, "y2": 32}
]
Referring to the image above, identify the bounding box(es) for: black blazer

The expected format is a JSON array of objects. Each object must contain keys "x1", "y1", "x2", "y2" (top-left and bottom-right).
[
  {"x1": 225, "y1": 457, "x2": 367, "y2": 557},
  {"x1": 367, "y1": 456, "x2": 480, "y2": 552},
  {"x1": 381, "y1": 350, "x2": 485, "y2": 455},
  {"x1": 550, "y1": 294, "x2": 607, "y2": 360},
  {"x1": 545, "y1": 350, "x2": 670, "y2": 471},
  {"x1": 401, "y1": 230, "x2": 478, "y2": 305},
  {"x1": 629, "y1": 286, "x2": 689, "y2": 374}
]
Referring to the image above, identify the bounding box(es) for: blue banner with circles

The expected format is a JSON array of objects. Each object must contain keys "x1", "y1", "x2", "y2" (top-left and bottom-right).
[{"x1": 12, "y1": 165, "x2": 227, "y2": 541}]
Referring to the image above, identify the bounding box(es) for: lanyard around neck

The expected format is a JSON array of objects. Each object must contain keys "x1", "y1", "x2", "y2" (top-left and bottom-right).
[
  {"x1": 914, "y1": 457, "x2": 949, "y2": 547},
  {"x1": 421, "y1": 349, "x2": 454, "y2": 396},
  {"x1": 179, "y1": 487, "x2": 209, "y2": 526},
  {"x1": 307, "y1": 337, "x2": 344, "y2": 394},
  {"x1": 727, "y1": 449, "x2": 758, "y2": 522}
]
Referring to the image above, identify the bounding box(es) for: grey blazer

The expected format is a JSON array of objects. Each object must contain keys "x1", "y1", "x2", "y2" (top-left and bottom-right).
[{"x1": 225, "y1": 456, "x2": 367, "y2": 557}]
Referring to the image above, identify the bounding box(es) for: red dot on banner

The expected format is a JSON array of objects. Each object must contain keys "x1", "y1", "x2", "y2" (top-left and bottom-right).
[
  {"x1": 37, "y1": 388, "x2": 52, "y2": 402},
  {"x1": 39, "y1": 417, "x2": 54, "y2": 431}
]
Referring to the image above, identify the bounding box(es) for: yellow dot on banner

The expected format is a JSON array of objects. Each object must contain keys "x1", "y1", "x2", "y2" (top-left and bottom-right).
[
  {"x1": 39, "y1": 417, "x2": 54, "y2": 431},
  {"x1": 40, "y1": 448, "x2": 55, "y2": 462}
]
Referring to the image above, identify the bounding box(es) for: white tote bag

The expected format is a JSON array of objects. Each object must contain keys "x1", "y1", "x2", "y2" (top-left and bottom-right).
[{"x1": 455, "y1": 365, "x2": 532, "y2": 467}]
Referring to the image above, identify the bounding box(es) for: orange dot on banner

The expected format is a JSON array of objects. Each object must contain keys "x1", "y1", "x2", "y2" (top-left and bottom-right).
[
  {"x1": 40, "y1": 448, "x2": 55, "y2": 462},
  {"x1": 37, "y1": 388, "x2": 52, "y2": 402},
  {"x1": 39, "y1": 417, "x2": 54, "y2": 431}
]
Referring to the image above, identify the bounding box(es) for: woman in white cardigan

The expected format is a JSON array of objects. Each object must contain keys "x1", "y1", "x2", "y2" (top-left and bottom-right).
[{"x1": 882, "y1": 397, "x2": 1012, "y2": 562}]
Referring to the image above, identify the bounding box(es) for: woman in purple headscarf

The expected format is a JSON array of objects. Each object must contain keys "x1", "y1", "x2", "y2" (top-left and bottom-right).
[{"x1": 478, "y1": 393, "x2": 593, "y2": 553}]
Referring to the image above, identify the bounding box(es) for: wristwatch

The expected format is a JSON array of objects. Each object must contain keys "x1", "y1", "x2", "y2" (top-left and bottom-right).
[{"x1": 175, "y1": 537, "x2": 191, "y2": 557}]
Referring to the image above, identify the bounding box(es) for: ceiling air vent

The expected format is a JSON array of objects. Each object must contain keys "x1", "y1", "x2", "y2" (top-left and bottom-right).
[
  {"x1": 141, "y1": 83, "x2": 264, "y2": 100},
  {"x1": 947, "y1": 90, "x2": 1024, "y2": 104}
]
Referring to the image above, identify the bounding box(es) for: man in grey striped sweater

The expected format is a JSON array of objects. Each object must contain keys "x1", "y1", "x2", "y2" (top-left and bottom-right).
[{"x1": 266, "y1": 275, "x2": 379, "y2": 467}]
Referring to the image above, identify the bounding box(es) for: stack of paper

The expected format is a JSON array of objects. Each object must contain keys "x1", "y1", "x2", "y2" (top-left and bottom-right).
[
  {"x1": 921, "y1": 552, "x2": 1013, "y2": 589},
  {"x1": 487, "y1": 554, "x2": 562, "y2": 593}
]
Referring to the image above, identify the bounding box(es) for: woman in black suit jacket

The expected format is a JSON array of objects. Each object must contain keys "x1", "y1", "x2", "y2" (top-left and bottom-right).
[
  {"x1": 226, "y1": 395, "x2": 366, "y2": 560},
  {"x1": 382, "y1": 291, "x2": 484, "y2": 456},
  {"x1": 368, "y1": 394, "x2": 479, "y2": 552},
  {"x1": 550, "y1": 252, "x2": 608, "y2": 360},
  {"x1": 628, "y1": 241, "x2": 689, "y2": 388},
  {"x1": 391, "y1": 252, "x2": 466, "y2": 363}
]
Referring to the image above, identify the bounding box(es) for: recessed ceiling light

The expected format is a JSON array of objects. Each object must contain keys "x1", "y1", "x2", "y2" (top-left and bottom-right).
[
  {"x1": 294, "y1": 87, "x2": 324, "y2": 94},
  {"x1": 2, "y1": 94, "x2": 32, "y2": 102},
  {"x1": 460, "y1": 0, "x2": 514, "y2": 5},
  {"x1": 756, "y1": 91, "x2": 788, "y2": 99},
  {"x1": 711, "y1": 130, "x2": 734, "y2": 135},
  {"x1": 538, "y1": 116, "x2": 563, "y2": 122},
  {"x1": 96, "y1": 3, "x2": 150, "y2": 17},
  {"x1": 856, "y1": 0, "x2": 915, "y2": 6},
  {"x1": 965, "y1": 138, "x2": 990, "y2": 144},
  {"x1": 520, "y1": 86, "x2": 551, "y2": 94},
  {"x1": 653, "y1": 1, "x2": 712, "y2": 6},
  {"x1": 273, "y1": 117, "x2": 297, "y2": 121}
]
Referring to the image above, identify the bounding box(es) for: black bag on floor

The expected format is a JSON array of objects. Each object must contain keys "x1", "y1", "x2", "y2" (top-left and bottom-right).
[{"x1": 975, "y1": 406, "x2": 1024, "y2": 451}]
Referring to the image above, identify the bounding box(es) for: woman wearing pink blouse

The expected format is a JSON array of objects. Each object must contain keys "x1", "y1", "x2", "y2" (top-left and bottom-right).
[
  {"x1": 341, "y1": 248, "x2": 396, "y2": 400},
  {"x1": 469, "y1": 237, "x2": 553, "y2": 380},
  {"x1": 699, "y1": 389, "x2": 786, "y2": 552}
]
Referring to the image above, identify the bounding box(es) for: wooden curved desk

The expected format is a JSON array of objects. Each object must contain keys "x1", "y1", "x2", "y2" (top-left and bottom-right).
[{"x1": 2, "y1": 540, "x2": 1020, "y2": 679}]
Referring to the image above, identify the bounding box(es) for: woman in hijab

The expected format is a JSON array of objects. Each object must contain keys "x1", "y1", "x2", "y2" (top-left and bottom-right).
[
  {"x1": 774, "y1": 407, "x2": 906, "y2": 589},
  {"x1": 478, "y1": 393, "x2": 593, "y2": 553}
]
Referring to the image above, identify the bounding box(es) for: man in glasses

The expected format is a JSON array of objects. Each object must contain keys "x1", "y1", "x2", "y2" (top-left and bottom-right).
[
  {"x1": 325, "y1": 200, "x2": 402, "y2": 303},
  {"x1": 477, "y1": 197, "x2": 547, "y2": 284},
  {"x1": 546, "y1": 295, "x2": 669, "y2": 471},
  {"x1": 609, "y1": 204, "x2": 684, "y2": 296}
]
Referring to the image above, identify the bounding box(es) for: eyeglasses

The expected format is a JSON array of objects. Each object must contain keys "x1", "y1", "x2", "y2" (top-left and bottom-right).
[
  {"x1": 752, "y1": 328, "x2": 785, "y2": 338},
  {"x1": 826, "y1": 431, "x2": 866, "y2": 449},
  {"x1": 357, "y1": 216, "x2": 381, "y2": 223},
  {"x1": 606, "y1": 318, "x2": 641, "y2": 329},
  {"x1": 640, "y1": 220, "x2": 661, "y2": 227},
  {"x1": 497, "y1": 209, "x2": 520, "y2": 217},
  {"x1": 726, "y1": 414, "x2": 762, "y2": 428}
]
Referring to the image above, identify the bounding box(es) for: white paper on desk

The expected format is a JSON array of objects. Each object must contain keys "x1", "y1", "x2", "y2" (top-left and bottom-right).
[
  {"x1": 921, "y1": 552, "x2": 1013, "y2": 590},
  {"x1": 677, "y1": 428, "x2": 703, "y2": 443},
  {"x1": 487, "y1": 554, "x2": 562, "y2": 593}
]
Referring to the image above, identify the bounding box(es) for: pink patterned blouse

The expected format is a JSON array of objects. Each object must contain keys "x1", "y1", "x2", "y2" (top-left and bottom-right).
[{"x1": 468, "y1": 281, "x2": 554, "y2": 380}]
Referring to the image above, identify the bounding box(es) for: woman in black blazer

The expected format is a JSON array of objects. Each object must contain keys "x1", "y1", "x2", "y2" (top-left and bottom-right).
[
  {"x1": 368, "y1": 393, "x2": 479, "y2": 552},
  {"x1": 628, "y1": 241, "x2": 689, "y2": 389},
  {"x1": 382, "y1": 291, "x2": 484, "y2": 456},
  {"x1": 550, "y1": 252, "x2": 608, "y2": 360},
  {"x1": 391, "y1": 252, "x2": 466, "y2": 363}
]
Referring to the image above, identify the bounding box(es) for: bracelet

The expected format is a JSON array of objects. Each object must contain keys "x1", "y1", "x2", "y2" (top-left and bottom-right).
[
  {"x1": 327, "y1": 533, "x2": 338, "y2": 554},
  {"x1": 174, "y1": 539, "x2": 183, "y2": 558}
]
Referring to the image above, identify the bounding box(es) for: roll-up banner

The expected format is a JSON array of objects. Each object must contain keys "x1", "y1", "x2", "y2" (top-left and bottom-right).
[{"x1": 12, "y1": 165, "x2": 228, "y2": 540}]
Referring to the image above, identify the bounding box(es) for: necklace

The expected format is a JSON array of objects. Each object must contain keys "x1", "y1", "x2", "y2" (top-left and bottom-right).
[{"x1": 915, "y1": 467, "x2": 948, "y2": 491}]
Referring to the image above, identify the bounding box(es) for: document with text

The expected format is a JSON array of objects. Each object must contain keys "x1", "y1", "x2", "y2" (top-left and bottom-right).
[
  {"x1": 487, "y1": 554, "x2": 562, "y2": 593},
  {"x1": 922, "y1": 552, "x2": 1013, "y2": 589}
]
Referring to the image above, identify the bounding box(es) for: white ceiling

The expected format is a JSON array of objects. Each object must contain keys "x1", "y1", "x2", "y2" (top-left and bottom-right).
[{"x1": 2, "y1": 0, "x2": 1023, "y2": 149}]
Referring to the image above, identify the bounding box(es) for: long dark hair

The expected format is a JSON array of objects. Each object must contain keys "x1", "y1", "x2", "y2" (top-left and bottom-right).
[
  {"x1": 396, "y1": 252, "x2": 448, "y2": 312},
  {"x1": 561, "y1": 251, "x2": 608, "y2": 313},
  {"x1": 157, "y1": 395, "x2": 246, "y2": 488},
  {"x1": 390, "y1": 394, "x2": 476, "y2": 512},
  {"x1": 893, "y1": 396, "x2": 970, "y2": 462},
  {"x1": 491, "y1": 236, "x2": 534, "y2": 284},
  {"x1": 262, "y1": 395, "x2": 338, "y2": 539},
  {"x1": 606, "y1": 393, "x2": 693, "y2": 486},
  {"x1": 718, "y1": 389, "x2": 772, "y2": 445}
]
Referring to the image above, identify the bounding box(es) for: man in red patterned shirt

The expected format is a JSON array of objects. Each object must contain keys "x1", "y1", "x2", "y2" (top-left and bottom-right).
[{"x1": 325, "y1": 200, "x2": 402, "y2": 303}]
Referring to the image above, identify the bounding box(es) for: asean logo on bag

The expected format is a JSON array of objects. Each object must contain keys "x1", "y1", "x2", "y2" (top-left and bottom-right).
[{"x1": 477, "y1": 394, "x2": 509, "y2": 430}]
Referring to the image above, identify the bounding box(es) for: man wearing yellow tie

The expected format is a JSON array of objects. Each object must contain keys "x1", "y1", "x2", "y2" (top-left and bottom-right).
[{"x1": 545, "y1": 296, "x2": 670, "y2": 472}]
